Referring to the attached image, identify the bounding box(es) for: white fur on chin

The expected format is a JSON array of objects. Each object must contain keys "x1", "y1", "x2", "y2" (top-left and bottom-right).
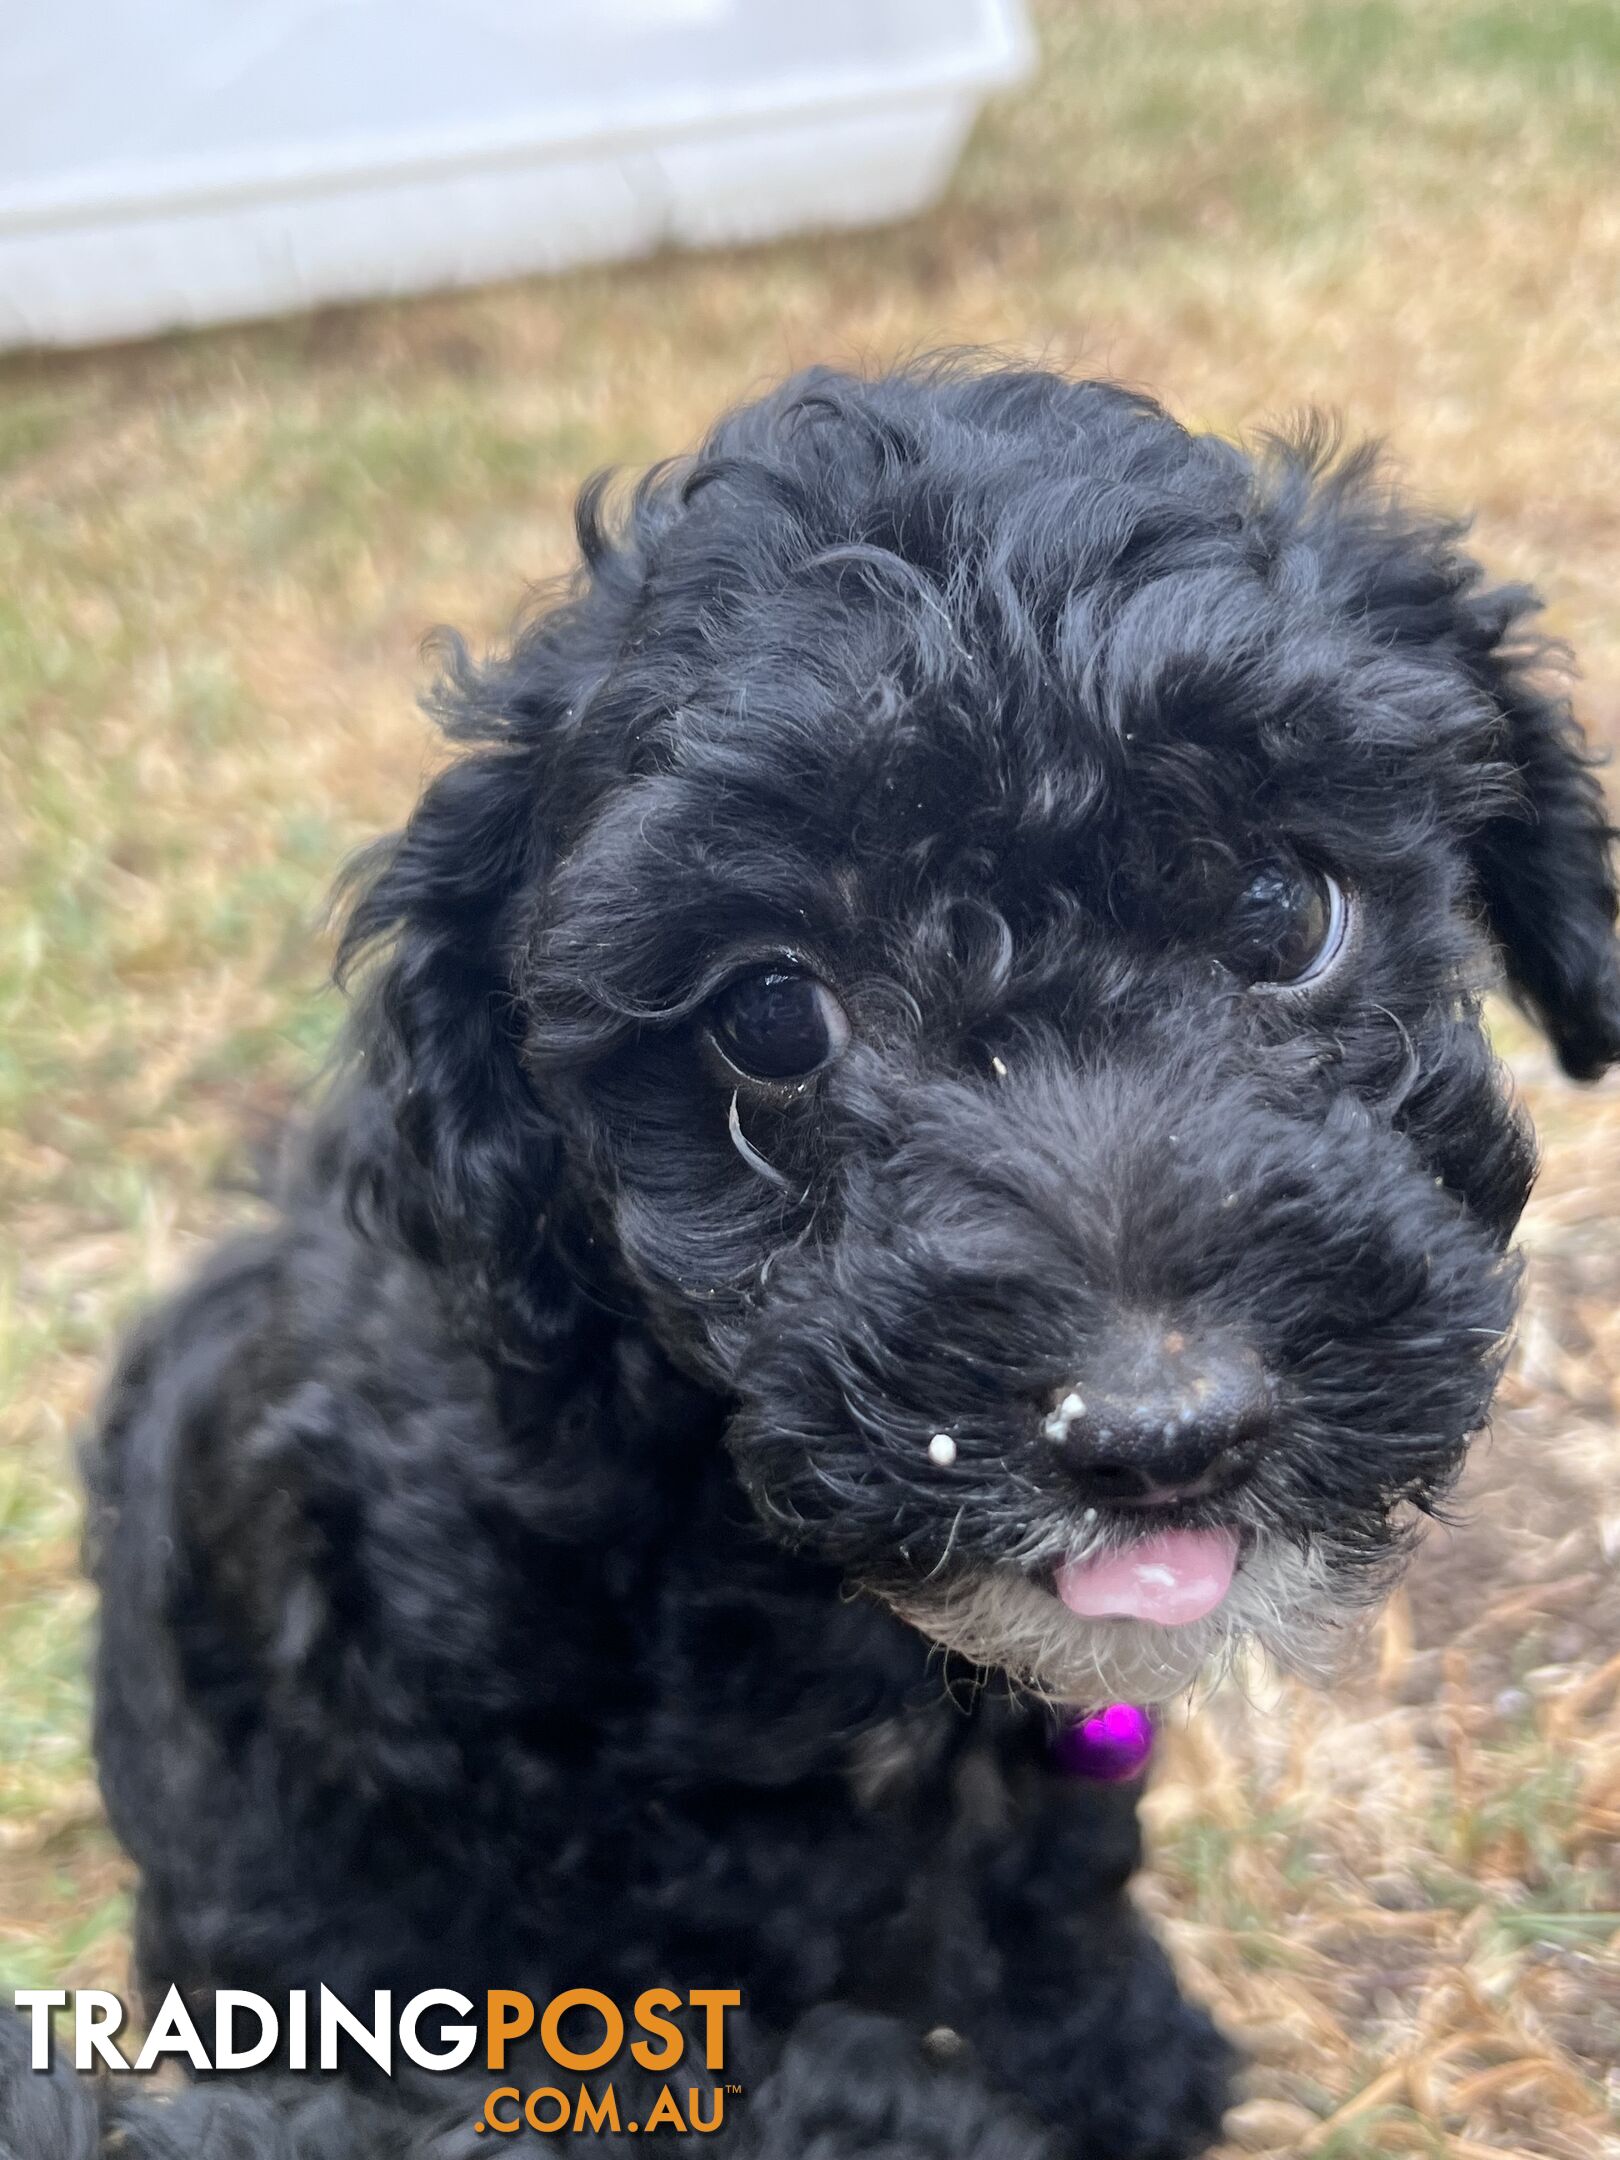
[{"x1": 885, "y1": 1537, "x2": 1352, "y2": 1705}]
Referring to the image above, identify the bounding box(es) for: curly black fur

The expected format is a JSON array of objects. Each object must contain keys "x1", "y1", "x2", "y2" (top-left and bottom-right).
[{"x1": 44, "y1": 362, "x2": 1620, "y2": 2157}]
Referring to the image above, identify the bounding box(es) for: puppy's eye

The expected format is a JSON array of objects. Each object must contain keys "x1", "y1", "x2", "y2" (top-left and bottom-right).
[
  {"x1": 709, "y1": 969, "x2": 850, "y2": 1081},
  {"x1": 1225, "y1": 862, "x2": 1348, "y2": 988}
]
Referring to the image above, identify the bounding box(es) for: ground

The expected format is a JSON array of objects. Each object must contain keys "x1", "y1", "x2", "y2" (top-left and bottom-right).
[{"x1": 1, "y1": 2, "x2": 1617, "y2": 2153}]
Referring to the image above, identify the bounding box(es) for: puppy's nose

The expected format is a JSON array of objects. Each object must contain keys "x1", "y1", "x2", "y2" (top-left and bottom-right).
[{"x1": 1042, "y1": 1327, "x2": 1270, "y2": 1507}]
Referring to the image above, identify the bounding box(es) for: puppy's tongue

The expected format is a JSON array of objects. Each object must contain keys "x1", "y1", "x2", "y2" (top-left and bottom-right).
[{"x1": 1055, "y1": 1527, "x2": 1239, "y2": 1627}]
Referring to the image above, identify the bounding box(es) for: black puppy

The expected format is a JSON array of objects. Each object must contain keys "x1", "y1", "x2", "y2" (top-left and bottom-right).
[{"x1": 75, "y1": 362, "x2": 1620, "y2": 2157}]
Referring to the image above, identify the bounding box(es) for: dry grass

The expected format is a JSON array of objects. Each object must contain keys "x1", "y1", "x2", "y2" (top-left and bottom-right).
[
  {"x1": 1, "y1": 0, "x2": 1617, "y2": 2150},
  {"x1": 1146, "y1": 1047, "x2": 1620, "y2": 2157}
]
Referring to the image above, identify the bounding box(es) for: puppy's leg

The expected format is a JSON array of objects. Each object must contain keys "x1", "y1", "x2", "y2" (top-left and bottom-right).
[
  {"x1": 738, "y1": 2007, "x2": 1055, "y2": 2160},
  {"x1": 989, "y1": 1907, "x2": 1232, "y2": 2160},
  {"x1": 966, "y1": 1773, "x2": 1234, "y2": 2160}
]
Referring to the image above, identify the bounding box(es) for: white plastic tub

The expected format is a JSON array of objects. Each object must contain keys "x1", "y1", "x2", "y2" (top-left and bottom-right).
[{"x1": 0, "y1": 0, "x2": 1033, "y2": 350}]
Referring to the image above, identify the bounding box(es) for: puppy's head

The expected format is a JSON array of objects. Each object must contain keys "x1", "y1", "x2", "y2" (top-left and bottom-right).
[{"x1": 341, "y1": 364, "x2": 1620, "y2": 1705}]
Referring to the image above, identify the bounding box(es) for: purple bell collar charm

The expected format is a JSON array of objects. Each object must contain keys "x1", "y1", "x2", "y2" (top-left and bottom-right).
[{"x1": 1052, "y1": 1702, "x2": 1155, "y2": 1782}]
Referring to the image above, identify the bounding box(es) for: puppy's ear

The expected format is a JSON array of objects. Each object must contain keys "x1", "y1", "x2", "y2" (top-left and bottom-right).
[
  {"x1": 1456, "y1": 587, "x2": 1620, "y2": 1080},
  {"x1": 333, "y1": 631, "x2": 580, "y2": 1352},
  {"x1": 1280, "y1": 434, "x2": 1620, "y2": 1079}
]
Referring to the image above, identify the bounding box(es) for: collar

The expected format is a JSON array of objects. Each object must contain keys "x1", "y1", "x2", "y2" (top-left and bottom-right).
[{"x1": 1051, "y1": 1702, "x2": 1155, "y2": 1781}]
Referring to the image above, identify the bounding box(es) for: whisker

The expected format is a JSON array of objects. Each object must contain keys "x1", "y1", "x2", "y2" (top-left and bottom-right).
[{"x1": 728, "y1": 1090, "x2": 809, "y2": 1203}]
